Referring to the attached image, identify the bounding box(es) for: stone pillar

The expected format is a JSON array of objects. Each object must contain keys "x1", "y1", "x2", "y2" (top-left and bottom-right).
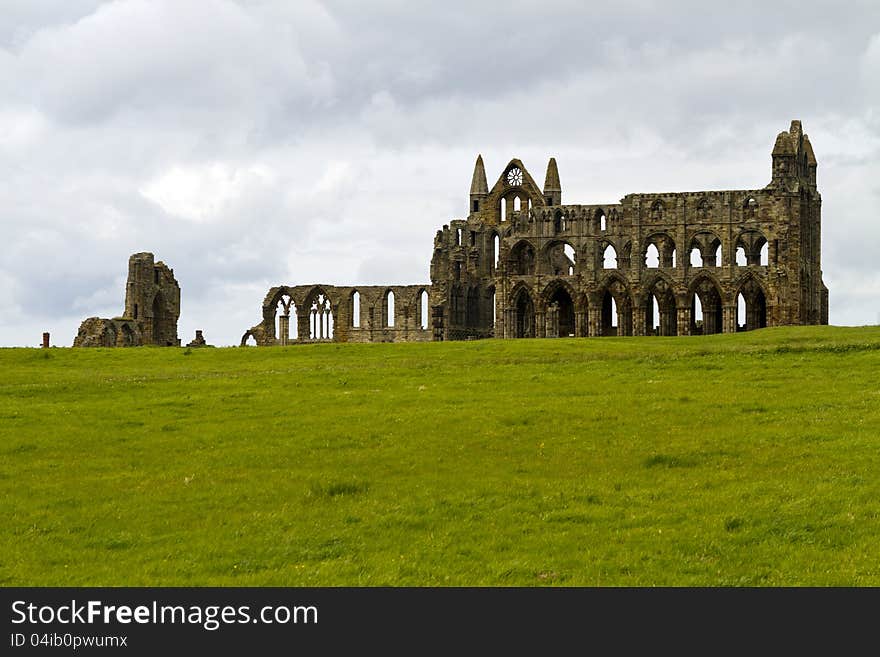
[
  {"x1": 546, "y1": 304, "x2": 559, "y2": 338},
  {"x1": 42, "y1": 332, "x2": 50, "y2": 348},
  {"x1": 279, "y1": 314, "x2": 290, "y2": 346},
  {"x1": 632, "y1": 306, "x2": 646, "y2": 336},
  {"x1": 575, "y1": 311, "x2": 586, "y2": 337},
  {"x1": 722, "y1": 305, "x2": 737, "y2": 333},
  {"x1": 587, "y1": 306, "x2": 601, "y2": 337},
  {"x1": 535, "y1": 311, "x2": 546, "y2": 338},
  {"x1": 678, "y1": 307, "x2": 691, "y2": 336}
]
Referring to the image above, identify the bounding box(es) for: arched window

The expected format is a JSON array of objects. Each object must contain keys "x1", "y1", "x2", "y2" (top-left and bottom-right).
[
  {"x1": 715, "y1": 244, "x2": 722, "y2": 266},
  {"x1": 671, "y1": 248, "x2": 677, "y2": 268},
  {"x1": 736, "y1": 246, "x2": 747, "y2": 266},
  {"x1": 514, "y1": 196, "x2": 521, "y2": 211},
  {"x1": 737, "y1": 293, "x2": 747, "y2": 330},
  {"x1": 276, "y1": 294, "x2": 297, "y2": 344},
  {"x1": 456, "y1": 228, "x2": 462, "y2": 246},
  {"x1": 650, "y1": 294, "x2": 660, "y2": 335},
  {"x1": 760, "y1": 242, "x2": 769, "y2": 266},
  {"x1": 610, "y1": 296, "x2": 618, "y2": 328},
  {"x1": 493, "y1": 234, "x2": 500, "y2": 269},
  {"x1": 646, "y1": 244, "x2": 660, "y2": 268},
  {"x1": 693, "y1": 294, "x2": 703, "y2": 323},
  {"x1": 420, "y1": 290, "x2": 429, "y2": 330},
  {"x1": 501, "y1": 198, "x2": 507, "y2": 223},
  {"x1": 386, "y1": 290, "x2": 395, "y2": 327},
  {"x1": 563, "y1": 244, "x2": 576, "y2": 275},
  {"x1": 309, "y1": 293, "x2": 333, "y2": 340},
  {"x1": 554, "y1": 212, "x2": 563, "y2": 234},
  {"x1": 600, "y1": 213, "x2": 607, "y2": 232},
  {"x1": 603, "y1": 244, "x2": 617, "y2": 269},
  {"x1": 351, "y1": 291, "x2": 361, "y2": 328},
  {"x1": 690, "y1": 248, "x2": 703, "y2": 267}
]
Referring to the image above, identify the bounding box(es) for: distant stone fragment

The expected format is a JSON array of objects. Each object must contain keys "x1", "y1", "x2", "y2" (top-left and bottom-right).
[{"x1": 186, "y1": 330, "x2": 209, "y2": 347}]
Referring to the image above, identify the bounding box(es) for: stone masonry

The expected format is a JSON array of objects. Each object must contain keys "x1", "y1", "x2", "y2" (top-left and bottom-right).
[
  {"x1": 246, "y1": 120, "x2": 826, "y2": 344},
  {"x1": 73, "y1": 252, "x2": 181, "y2": 347}
]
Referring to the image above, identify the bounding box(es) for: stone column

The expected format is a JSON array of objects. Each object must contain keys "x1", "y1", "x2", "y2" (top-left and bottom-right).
[
  {"x1": 722, "y1": 305, "x2": 737, "y2": 333},
  {"x1": 632, "y1": 305, "x2": 646, "y2": 336},
  {"x1": 535, "y1": 311, "x2": 546, "y2": 338},
  {"x1": 279, "y1": 314, "x2": 290, "y2": 346},
  {"x1": 678, "y1": 307, "x2": 691, "y2": 336},
  {"x1": 546, "y1": 304, "x2": 559, "y2": 338},
  {"x1": 575, "y1": 311, "x2": 586, "y2": 337},
  {"x1": 587, "y1": 306, "x2": 601, "y2": 337}
]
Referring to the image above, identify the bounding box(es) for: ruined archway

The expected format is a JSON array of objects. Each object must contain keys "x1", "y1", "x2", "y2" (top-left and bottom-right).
[
  {"x1": 644, "y1": 276, "x2": 678, "y2": 336},
  {"x1": 599, "y1": 276, "x2": 633, "y2": 336},
  {"x1": 304, "y1": 287, "x2": 334, "y2": 340},
  {"x1": 736, "y1": 276, "x2": 768, "y2": 331},
  {"x1": 544, "y1": 282, "x2": 575, "y2": 337},
  {"x1": 509, "y1": 240, "x2": 537, "y2": 276},
  {"x1": 689, "y1": 275, "x2": 723, "y2": 335},
  {"x1": 511, "y1": 286, "x2": 535, "y2": 338}
]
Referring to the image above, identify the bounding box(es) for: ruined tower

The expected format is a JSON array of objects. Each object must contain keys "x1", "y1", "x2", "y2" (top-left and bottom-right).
[
  {"x1": 73, "y1": 252, "x2": 181, "y2": 347},
  {"x1": 124, "y1": 253, "x2": 180, "y2": 346}
]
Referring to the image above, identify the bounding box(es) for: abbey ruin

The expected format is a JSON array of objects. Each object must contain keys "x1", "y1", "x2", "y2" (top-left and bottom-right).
[
  {"x1": 73, "y1": 252, "x2": 181, "y2": 347},
  {"x1": 242, "y1": 120, "x2": 827, "y2": 345}
]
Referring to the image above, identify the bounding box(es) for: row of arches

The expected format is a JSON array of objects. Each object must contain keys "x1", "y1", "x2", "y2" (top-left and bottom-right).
[
  {"x1": 268, "y1": 287, "x2": 431, "y2": 344},
  {"x1": 502, "y1": 231, "x2": 770, "y2": 277},
  {"x1": 507, "y1": 274, "x2": 768, "y2": 338}
]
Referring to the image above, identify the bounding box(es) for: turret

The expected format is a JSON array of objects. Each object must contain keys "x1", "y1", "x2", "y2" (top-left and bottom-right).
[
  {"x1": 469, "y1": 154, "x2": 488, "y2": 214},
  {"x1": 771, "y1": 130, "x2": 796, "y2": 187},
  {"x1": 543, "y1": 157, "x2": 561, "y2": 205},
  {"x1": 803, "y1": 134, "x2": 817, "y2": 188}
]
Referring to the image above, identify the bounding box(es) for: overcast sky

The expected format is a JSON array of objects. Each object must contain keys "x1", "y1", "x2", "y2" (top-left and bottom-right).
[{"x1": 1, "y1": 0, "x2": 878, "y2": 346}]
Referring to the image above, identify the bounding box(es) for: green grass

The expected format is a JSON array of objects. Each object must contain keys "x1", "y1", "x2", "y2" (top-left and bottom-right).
[{"x1": 2, "y1": 325, "x2": 880, "y2": 586}]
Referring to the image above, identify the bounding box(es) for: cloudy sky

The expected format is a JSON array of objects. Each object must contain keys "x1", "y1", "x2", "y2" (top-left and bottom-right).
[{"x1": 1, "y1": 0, "x2": 878, "y2": 346}]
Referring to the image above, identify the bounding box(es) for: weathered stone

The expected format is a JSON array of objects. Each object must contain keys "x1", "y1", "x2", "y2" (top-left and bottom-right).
[
  {"x1": 186, "y1": 330, "x2": 210, "y2": 347},
  {"x1": 73, "y1": 253, "x2": 181, "y2": 347},
  {"x1": 245, "y1": 120, "x2": 826, "y2": 344}
]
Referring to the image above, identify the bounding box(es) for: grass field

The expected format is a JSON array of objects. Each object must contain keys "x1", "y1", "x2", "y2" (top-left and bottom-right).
[{"x1": 2, "y1": 326, "x2": 880, "y2": 586}]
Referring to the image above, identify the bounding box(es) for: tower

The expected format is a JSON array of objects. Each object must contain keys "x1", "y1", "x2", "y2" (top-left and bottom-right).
[
  {"x1": 543, "y1": 157, "x2": 561, "y2": 206},
  {"x1": 469, "y1": 154, "x2": 488, "y2": 215},
  {"x1": 124, "y1": 252, "x2": 181, "y2": 346}
]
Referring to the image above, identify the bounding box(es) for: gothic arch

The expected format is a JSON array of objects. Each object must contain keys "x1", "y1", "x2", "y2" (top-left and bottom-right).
[
  {"x1": 688, "y1": 273, "x2": 724, "y2": 335},
  {"x1": 641, "y1": 273, "x2": 678, "y2": 336},
  {"x1": 541, "y1": 279, "x2": 577, "y2": 337},
  {"x1": 509, "y1": 239, "x2": 537, "y2": 276},
  {"x1": 734, "y1": 273, "x2": 769, "y2": 331},
  {"x1": 597, "y1": 273, "x2": 633, "y2": 336},
  {"x1": 509, "y1": 282, "x2": 536, "y2": 338}
]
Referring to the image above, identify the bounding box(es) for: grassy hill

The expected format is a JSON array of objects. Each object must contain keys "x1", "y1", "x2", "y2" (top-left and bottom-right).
[{"x1": 2, "y1": 326, "x2": 880, "y2": 586}]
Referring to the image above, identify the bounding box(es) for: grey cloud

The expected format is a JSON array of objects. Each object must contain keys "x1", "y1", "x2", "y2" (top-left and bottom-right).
[{"x1": 0, "y1": 1, "x2": 878, "y2": 345}]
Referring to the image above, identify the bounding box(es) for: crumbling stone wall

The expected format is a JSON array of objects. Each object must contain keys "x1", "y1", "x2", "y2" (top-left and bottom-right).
[
  {"x1": 242, "y1": 284, "x2": 432, "y2": 346},
  {"x1": 73, "y1": 252, "x2": 181, "y2": 347}
]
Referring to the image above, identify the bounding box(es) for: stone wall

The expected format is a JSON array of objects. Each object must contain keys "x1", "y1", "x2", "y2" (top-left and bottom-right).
[{"x1": 242, "y1": 284, "x2": 432, "y2": 346}]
